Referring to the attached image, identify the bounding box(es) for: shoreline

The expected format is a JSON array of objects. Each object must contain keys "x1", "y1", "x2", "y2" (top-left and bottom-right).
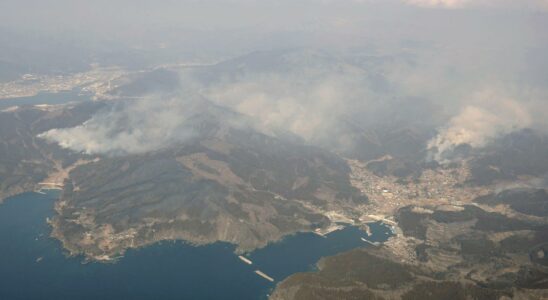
[{"x1": 4, "y1": 189, "x2": 395, "y2": 265}]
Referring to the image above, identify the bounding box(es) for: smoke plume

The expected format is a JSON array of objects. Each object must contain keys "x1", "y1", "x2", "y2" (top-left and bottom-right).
[
  {"x1": 427, "y1": 89, "x2": 534, "y2": 162},
  {"x1": 39, "y1": 95, "x2": 198, "y2": 155}
]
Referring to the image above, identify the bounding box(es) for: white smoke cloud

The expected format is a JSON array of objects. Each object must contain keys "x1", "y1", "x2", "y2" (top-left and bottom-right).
[
  {"x1": 39, "y1": 95, "x2": 198, "y2": 155},
  {"x1": 428, "y1": 89, "x2": 533, "y2": 162},
  {"x1": 39, "y1": 48, "x2": 548, "y2": 158},
  {"x1": 203, "y1": 71, "x2": 379, "y2": 141},
  {"x1": 34, "y1": 0, "x2": 548, "y2": 157},
  {"x1": 38, "y1": 54, "x2": 400, "y2": 155}
]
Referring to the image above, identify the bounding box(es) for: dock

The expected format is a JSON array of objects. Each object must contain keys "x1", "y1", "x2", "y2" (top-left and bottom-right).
[
  {"x1": 38, "y1": 182, "x2": 63, "y2": 187},
  {"x1": 37, "y1": 182, "x2": 63, "y2": 190},
  {"x1": 313, "y1": 231, "x2": 327, "y2": 238},
  {"x1": 313, "y1": 223, "x2": 344, "y2": 237},
  {"x1": 361, "y1": 237, "x2": 380, "y2": 246},
  {"x1": 364, "y1": 214, "x2": 397, "y2": 225},
  {"x1": 238, "y1": 255, "x2": 253, "y2": 265},
  {"x1": 363, "y1": 224, "x2": 372, "y2": 237},
  {"x1": 254, "y1": 270, "x2": 274, "y2": 282}
]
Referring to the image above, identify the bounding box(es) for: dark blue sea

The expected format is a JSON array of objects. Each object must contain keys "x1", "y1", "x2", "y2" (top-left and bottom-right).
[{"x1": 0, "y1": 191, "x2": 392, "y2": 300}]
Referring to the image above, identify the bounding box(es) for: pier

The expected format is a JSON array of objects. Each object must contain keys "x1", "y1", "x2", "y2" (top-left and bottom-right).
[
  {"x1": 37, "y1": 182, "x2": 63, "y2": 190},
  {"x1": 238, "y1": 255, "x2": 253, "y2": 265},
  {"x1": 364, "y1": 214, "x2": 397, "y2": 225},
  {"x1": 313, "y1": 223, "x2": 344, "y2": 237},
  {"x1": 254, "y1": 270, "x2": 274, "y2": 282},
  {"x1": 361, "y1": 237, "x2": 380, "y2": 246}
]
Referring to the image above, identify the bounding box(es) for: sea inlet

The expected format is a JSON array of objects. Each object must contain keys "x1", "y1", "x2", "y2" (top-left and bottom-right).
[
  {"x1": 0, "y1": 191, "x2": 392, "y2": 300},
  {"x1": 0, "y1": 89, "x2": 91, "y2": 110}
]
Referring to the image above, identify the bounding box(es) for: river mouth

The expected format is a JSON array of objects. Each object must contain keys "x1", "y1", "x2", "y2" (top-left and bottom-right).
[{"x1": 0, "y1": 191, "x2": 392, "y2": 300}]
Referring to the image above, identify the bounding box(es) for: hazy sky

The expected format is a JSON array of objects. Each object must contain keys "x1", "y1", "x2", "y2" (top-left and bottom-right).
[
  {"x1": 2, "y1": 0, "x2": 547, "y2": 35},
  {"x1": 5, "y1": 0, "x2": 546, "y2": 159},
  {"x1": 2, "y1": 0, "x2": 546, "y2": 66},
  {"x1": 1, "y1": 1, "x2": 546, "y2": 58}
]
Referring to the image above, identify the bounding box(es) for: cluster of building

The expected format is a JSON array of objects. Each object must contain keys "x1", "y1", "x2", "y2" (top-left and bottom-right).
[
  {"x1": 347, "y1": 159, "x2": 491, "y2": 216},
  {"x1": 0, "y1": 66, "x2": 126, "y2": 100}
]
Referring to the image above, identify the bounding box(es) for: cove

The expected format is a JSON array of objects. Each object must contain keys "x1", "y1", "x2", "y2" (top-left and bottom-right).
[{"x1": 0, "y1": 191, "x2": 392, "y2": 300}]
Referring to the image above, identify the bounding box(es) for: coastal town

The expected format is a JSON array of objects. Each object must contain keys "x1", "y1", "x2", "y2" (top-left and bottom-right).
[
  {"x1": 0, "y1": 66, "x2": 126, "y2": 100},
  {"x1": 347, "y1": 158, "x2": 493, "y2": 216}
]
